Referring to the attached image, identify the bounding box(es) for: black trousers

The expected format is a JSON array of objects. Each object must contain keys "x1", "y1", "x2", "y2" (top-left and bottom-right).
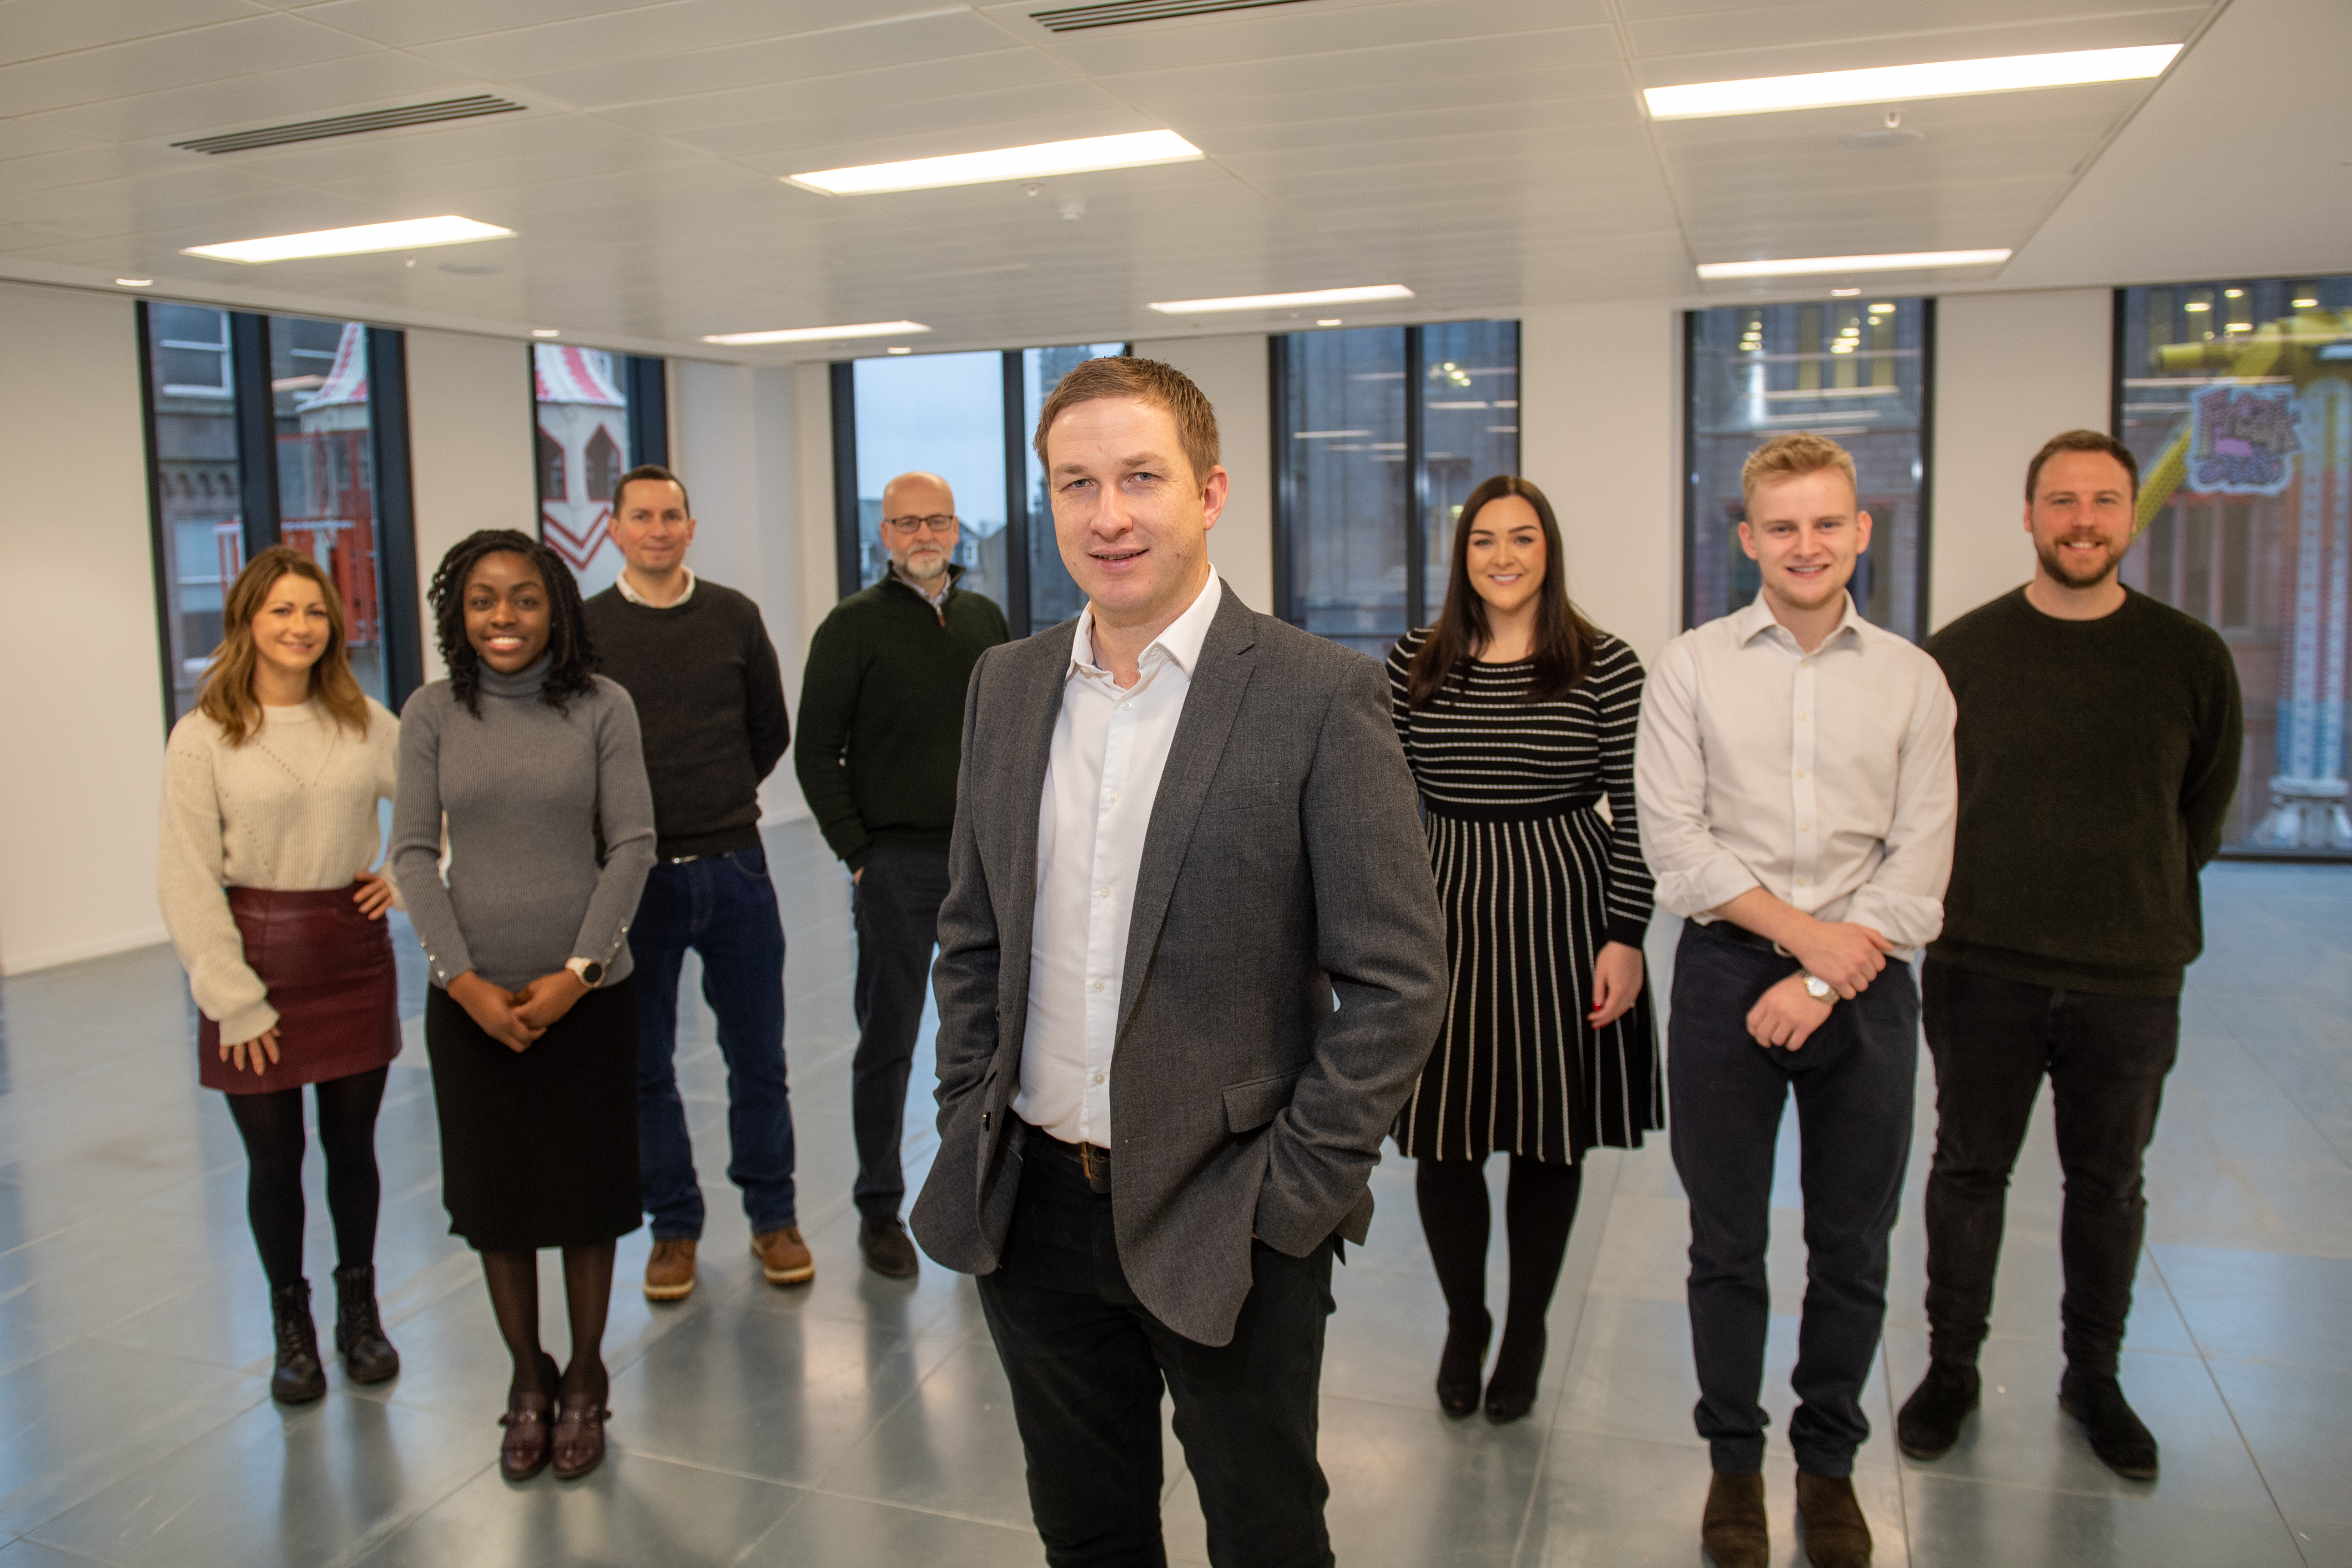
[
  {"x1": 977, "y1": 1134, "x2": 1338, "y2": 1568},
  {"x1": 1667, "y1": 921, "x2": 1918, "y2": 1477},
  {"x1": 1920, "y1": 960, "x2": 2181, "y2": 1377},
  {"x1": 851, "y1": 844, "x2": 952, "y2": 1222}
]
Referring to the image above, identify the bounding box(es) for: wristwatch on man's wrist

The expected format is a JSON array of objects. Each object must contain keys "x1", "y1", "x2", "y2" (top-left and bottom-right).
[
  {"x1": 1797, "y1": 971, "x2": 1834, "y2": 1002},
  {"x1": 565, "y1": 957, "x2": 605, "y2": 988}
]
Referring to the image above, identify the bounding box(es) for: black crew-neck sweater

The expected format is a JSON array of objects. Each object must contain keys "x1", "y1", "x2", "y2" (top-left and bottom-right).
[
  {"x1": 584, "y1": 579, "x2": 791, "y2": 859},
  {"x1": 793, "y1": 570, "x2": 1011, "y2": 871},
  {"x1": 1924, "y1": 585, "x2": 2241, "y2": 996}
]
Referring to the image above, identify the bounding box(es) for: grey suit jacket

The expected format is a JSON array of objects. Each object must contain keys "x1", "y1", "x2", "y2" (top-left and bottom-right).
[{"x1": 909, "y1": 581, "x2": 1448, "y2": 1346}]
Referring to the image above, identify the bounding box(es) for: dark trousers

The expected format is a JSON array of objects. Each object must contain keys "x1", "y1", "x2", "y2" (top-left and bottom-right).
[
  {"x1": 1920, "y1": 960, "x2": 2180, "y2": 1377},
  {"x1": 632, "y1": 845, "x2": 796, "y2": 1240},
  {"x1": 851, "y1": 844, "x2": 952, "y2": 1222},
  {"x1": 1667, "y1": 920, "x2": 1918, "y2": 1477},
  {"x1": 977, "y1": 1135, "x2": 1338, "y2": 1568}
]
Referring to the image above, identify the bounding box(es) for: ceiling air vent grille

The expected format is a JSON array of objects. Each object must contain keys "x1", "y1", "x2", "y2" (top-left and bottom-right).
[
  {"x1": 172, "y1": 95, "x2": 527, "y2": 155},
  {"x1": 1031, "y1": 0, "x2": 1315, "y2": 32}
]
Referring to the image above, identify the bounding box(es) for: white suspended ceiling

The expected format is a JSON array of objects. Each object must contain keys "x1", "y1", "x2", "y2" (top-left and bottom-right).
[{"x1": 0, "y1": 0, "x2": 2342, "y2": 361}]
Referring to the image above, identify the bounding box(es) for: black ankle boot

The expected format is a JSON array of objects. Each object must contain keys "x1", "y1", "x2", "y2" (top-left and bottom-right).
[
  {"x1": 270, "y1": 1280, "x2": 327, "y2": 1403},
  {"x1": 333, "y1": 1264, "x2": 401, "y2": 1385},
  {"x1": 1897, "y1": 1359, "x2": 1980, "y2": 1459},
  {"x1": 1436, "y1": 1308, "x2": 1491, "y2": 1417},
  {"x1": 2060, "y1": 1368, "x2": 2159, "y2": 1479},
  {"x1": 1484, "y1": 1323, "x2": 1546, "y2": 1423}
]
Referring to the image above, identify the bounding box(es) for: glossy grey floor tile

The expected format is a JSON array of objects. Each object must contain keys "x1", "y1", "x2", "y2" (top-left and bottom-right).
[{"x1": 0, "y1": 831, "x2": 2342, "y2": 1564}]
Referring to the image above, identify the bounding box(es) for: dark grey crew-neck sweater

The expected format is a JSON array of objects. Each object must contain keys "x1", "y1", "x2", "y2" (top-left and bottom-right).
[
  {"x1": 584, "y1": 579, "x2": 791, "y2": 859},
  {"x1": 391, "y1": 657, "x2": 657, "y2": 992},
  {"x1": 1925, "y1": 586, "x2": 2242, "y2": 996}
]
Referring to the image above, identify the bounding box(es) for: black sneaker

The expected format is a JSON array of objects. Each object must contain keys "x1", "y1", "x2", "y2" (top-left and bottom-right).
[
  {"x1": 1896, "y1": 1359, "x2": 1981, "y2": 1459},
  {"x1": 860, "y1": 1215, "x2": 920, "y2": 1279},
  {"x1": 2059, "y1": 1368, "x2": 2159, "y2": 1479}
]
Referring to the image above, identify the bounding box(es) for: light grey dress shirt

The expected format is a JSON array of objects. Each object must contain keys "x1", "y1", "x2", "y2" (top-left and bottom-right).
[{"x1": 1633, "y1": 591, "x2": 1957, "y2": 956}]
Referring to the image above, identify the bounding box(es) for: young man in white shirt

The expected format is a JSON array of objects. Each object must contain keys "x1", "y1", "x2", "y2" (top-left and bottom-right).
[{"x1": 1635, "y1": 433, "x2": 1956, "y2": 1568}]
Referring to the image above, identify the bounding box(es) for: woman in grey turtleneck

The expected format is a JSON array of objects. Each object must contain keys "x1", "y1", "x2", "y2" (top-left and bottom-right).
[{"x1": 392, "y1": 530, "x2": 655, "y2": 1484}]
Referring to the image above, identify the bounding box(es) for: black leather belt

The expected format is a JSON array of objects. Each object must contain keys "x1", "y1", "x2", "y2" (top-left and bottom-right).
[
  {"x1": 1689, "y1": 916, "x2": 1785, "y2": 957},
  {"x1": 1024, "y1": 1118, "x2": 1114, "y2": 1193}
]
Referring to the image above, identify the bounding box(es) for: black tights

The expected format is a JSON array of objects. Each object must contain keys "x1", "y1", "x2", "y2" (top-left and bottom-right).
[
  {"x1": 1416, "y1": 1154, "x2": 1583, "y2": 1388},
  {"x1": 223, "y1": 1066, "x2": 389, "y2": 1291},
  {"x1": 480, "y1": 1243, "x2": 618, "y2": 1406}
]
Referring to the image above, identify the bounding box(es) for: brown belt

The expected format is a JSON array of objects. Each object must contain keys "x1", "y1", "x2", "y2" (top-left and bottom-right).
[{"x1": 1023, "y1": 1118, "x2": 1113, "y2": 1194}]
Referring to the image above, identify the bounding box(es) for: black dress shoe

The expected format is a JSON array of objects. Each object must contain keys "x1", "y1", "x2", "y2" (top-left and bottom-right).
[
  {"x1": 333, "y1": 1264, "x2": 401, "y2": 1384},
  {"x1": 1483, "y1": 1324, "x2": 1545, "y2": 1424},
  {"x1": 269, "y1": 1280, "x2": 327, "y2": 1404},
  {"x1": 1896, "y1": 1359, "x2": 1979, "y2": 1459},
  {"x1": 2059, "y1": 1369, "x2": 2159, "y2": 1479},
  {"x1": 1435, "y1": 1308, "x2": 1490, "y2": 1417},
  {"x1": 860, "y1": 1215, "x2": 920, "y2": 1279}
]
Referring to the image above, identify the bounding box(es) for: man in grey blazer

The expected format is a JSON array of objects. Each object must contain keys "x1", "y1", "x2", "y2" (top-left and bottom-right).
[{"x1": 910, "y1": 356, "x2": 1447, "y2": 1568}]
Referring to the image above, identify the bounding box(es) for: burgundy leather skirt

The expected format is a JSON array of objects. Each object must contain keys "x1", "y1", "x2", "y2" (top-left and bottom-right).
[{"x1": 198, "y1": 884, "x2": 402, "y2": 1095}]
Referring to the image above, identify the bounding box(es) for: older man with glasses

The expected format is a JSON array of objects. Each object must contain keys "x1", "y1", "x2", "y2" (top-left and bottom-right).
[{"x1": 796, "y1": 471, "x2": 1012, "y2": 1276}]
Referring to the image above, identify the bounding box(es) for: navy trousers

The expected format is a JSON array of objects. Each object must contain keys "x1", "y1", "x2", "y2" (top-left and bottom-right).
[{"x1": 1667, "y1": 919, "x2": 1918, "y2": 1477}]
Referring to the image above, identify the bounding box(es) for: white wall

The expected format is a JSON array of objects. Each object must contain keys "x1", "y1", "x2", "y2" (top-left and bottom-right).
[
  {"x1": 404, "y1": 328, "x2": 536, "y2": 677},
  {"x1": 0, "y1": 282, "x2": 170, "y2": 972},
  {"x1": 1928, "y1": 290, "x2": 2112, "y2": 630},
  {"x1": 1128, "y1": 334, "x2": 1274, "y2": 613},
  {"x1": 1518, "y1": 302, "x2": 1683, "y2": 665}
]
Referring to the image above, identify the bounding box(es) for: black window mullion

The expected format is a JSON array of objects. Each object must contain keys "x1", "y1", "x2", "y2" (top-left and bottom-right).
[
  {"x1": 136, "y1": 301, "x2": 179, "y2": 736},
  {"x1": 366, "y1": 326, "x2": 424, "y2": 709},
  {"x1": 1269, "y1": 333, "x2": 1296, "y2": 625},
  {"x1": 1914, "y1": 297, "x2": 1937, "y2": 639},
  {"x1": 626, "y1": 355, "x2": 669, "y2": 468},
  {"x1": 1404, "y1": 323, "x2": 1426, "y2": 631},
  {"x1": 830, "y1": 361, "x2": 861, "y2": 600},
  {"x1": 1001, "y1": 350, "x2": 1031, "y2": 632},
  {"x1": 230, "y1": 311, "x2": 281, "y2": 558}
]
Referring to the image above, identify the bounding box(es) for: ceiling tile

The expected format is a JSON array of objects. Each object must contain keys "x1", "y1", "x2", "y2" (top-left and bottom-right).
[
  {"x1": 671, "y1": 79, "x2": 1130, "y2": 160},
  {"x1": 1637, "y1": 10, "x2": 2209, "y2": 86},
  {"x1": 588, "y1": 48, "x2": 1072, "y2": 137},
  {"x1": 1629, "y1": 0, "x2": 2206, "y2": 59},
  {"x1": 1185, "y1": 96, "x2": 1639, "y2": 160},
  {"x1": 1006, "y1": 0, "x2": 1605, "y2": 75},
  {"x1": 1103, "y1": 30, "x2": 1624, "y2": 107},
  {"x1": 400, "y1": 0, "x2": 890, "y2": 79},
  {"x1": 28, "y1": 51, "x2": 481, "y2": 144},
  {"x1": 0, "y1": 0, "x2": 266, "y2": 64},
  {"x1": 297, "y1": 0, "x2": 669, "y2": 49},
  {"x1": 0, "y1": 13, "x2": 375, "y2": 118}
]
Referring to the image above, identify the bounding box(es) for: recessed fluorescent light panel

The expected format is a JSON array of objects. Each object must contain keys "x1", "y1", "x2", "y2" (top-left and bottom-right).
[
  {"x1": 1645, "y1": 45, "x2": 2180, "y2": 120},
  {"x1": 1147, "y1": 284, "x2": 1414, "y2": 314},
  {"x1": 700, "y1": 320, "x2": 931, "y2": 346},
  {"x1": 182, "y1": 215, "x2": 513, "y2": 263},
  {"x1": 788, "y1": 131, "x2": 1201, "y2": 195},
  {"x1": 116, "y1": 278, "x2": 153, "y2": 287},
  {"x1": 1697, "y1": 249, "x2": 2011, "y2": 280}
]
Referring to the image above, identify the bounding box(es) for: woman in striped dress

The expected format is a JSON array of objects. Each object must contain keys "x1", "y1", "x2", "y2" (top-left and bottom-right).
[{"x1": 1389, "y1": 474, "x2": 1661, "y2": 1422}]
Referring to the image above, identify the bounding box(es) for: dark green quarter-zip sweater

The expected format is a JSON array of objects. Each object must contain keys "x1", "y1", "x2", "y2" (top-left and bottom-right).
[{"x1": 793, "y1": 567, "x2": 1012, "y2": 871}]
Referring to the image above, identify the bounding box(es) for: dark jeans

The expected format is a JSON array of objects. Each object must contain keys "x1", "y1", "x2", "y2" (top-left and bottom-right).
[
  {"x1": 977, "y1": 1134, "x2": 1338, "y2": 1568},
  {"x1": 1667, "y1": 920, "x2": 1918, "y2": 1477},
  {"x1": 851, "y1": 844, "x2": 952, "y2": 1222},
  {"x1": 632, "y1": 845, "x2": 796, "y2": 1240},
  {"x1": 1921, "y1": 960, "x2": 2180, "y2": 1377}
]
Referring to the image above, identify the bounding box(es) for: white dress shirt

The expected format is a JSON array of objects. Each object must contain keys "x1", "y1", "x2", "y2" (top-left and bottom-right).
[
  {"x1": 614, "y1": 566, "x2": 696, "y2": 605},
  {"x1": 1633, "y1": 591, "x2": 1956, "y2": 956},
  {"x1": 1016, "y1": 573, "x2": 1223, "y2": 1146}
]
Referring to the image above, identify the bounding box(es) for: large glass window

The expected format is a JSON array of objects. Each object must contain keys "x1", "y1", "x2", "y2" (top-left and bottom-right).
[
  {"x1": 272, "y1": 317, "x2": 390, "y2": 703},
  {"x1": 144, "y1": 302, "x2": 245, "y2": 723},
  {"x1": 1684, "y1": 299, "x2": 1932, "y2": 640},
  {"x1": 534, "y1": 344, "x2": 633, "y2": 597},
  {"x1": 831, "y1": 342, "x2": 1128, "y2": 633},
  {"x1": 2118, "y1": 275, "x2": 2352, "y2": 855},
  {"x1": 1274, "y1": 321, "x2": 1520, "y2": 659}
]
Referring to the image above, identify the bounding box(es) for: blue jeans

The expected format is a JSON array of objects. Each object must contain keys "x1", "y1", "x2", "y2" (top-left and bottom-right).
[{"x1": 632, "y1": 845, "x2": 796, "y2": 1240}]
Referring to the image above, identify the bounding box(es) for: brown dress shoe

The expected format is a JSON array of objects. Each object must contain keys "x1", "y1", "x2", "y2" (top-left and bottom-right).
[
  {"x1": 1795, "y1": 1469, "x2": 1872, "y2": 1568},
  {"x1": 1702, "y1": 1470, "x2": 1768, "y2": 1568},
  {"x1": 751, "y1": 1226, "x2": 814, "y2": 1285},
  {"x1": 643, "y1": 1238, "x2": 697, "y2": 1301}
]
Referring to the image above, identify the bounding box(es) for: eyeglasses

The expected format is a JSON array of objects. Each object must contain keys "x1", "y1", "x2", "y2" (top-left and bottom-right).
[{"x1": 880, "y1": 514, "x2": 958, "y2": 538}]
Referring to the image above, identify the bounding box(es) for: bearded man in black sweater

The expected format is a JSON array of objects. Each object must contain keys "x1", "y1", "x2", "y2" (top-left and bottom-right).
[
  {"x1": 584, "y1": 465, "x2": 809, "y2": 1302},
  {"x1": 1896, "y1": 430, "x2": 2242, "y2": 1482}
]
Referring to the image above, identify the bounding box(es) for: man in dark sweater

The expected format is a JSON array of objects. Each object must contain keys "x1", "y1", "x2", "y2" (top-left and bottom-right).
[
  {"x1": 584, "y1": 464, "x2": 809, "y2": 1301},
  {"x1": 794, "y1": 471, "x2": 1010, "y2": 1276},
  {"x1": 1897, "y1": 430, "x2": 2242, "y2": 1482}
]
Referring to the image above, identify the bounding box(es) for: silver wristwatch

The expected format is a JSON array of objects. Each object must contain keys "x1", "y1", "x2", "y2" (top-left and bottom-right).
[{"x1": 1797, "y1": 971, "x2": 1833, "y2": 1002}]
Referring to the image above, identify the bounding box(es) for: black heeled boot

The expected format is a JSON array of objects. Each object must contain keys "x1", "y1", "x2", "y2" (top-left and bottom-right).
[
  {"x1": 1436, "y1": 1308, "x2": 1491, "y2": 1417},
  {"x1": 270, "y1": 1280, "x2": 327, "y2": 1404},
  {"x1": 333, "y1": 1264, "x2": 401, "y2": 1385}
]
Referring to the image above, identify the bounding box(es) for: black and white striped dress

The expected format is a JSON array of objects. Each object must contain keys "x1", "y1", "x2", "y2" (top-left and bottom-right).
[{"x1": 1387, "y1": 628, "x2": 1662, "y2": 1165}]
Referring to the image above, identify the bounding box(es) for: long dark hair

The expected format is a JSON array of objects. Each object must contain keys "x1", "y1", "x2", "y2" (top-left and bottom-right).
[
  {"x1": 1406, "y1": 475, "x2": 1597, "y2": 710},
  {"x1": 427, "y1": 529, "x2": 598, "y2": 716}
]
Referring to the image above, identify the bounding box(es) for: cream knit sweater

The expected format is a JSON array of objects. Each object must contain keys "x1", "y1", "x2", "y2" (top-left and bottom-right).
[{"x1": 157, "y1": 698, "x2": 401, "y2": 1045}]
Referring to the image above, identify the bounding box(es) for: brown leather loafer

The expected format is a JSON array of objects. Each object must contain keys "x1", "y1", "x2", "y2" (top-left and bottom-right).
[
  {"x1": 498, "y1": 1353, "x2": 559, "y2": 1483},
  {"x1": 752, "y1": 1226, "x2": 815, "y2": 1286},
  {"x1": 550, "y1": 1391, "x2": 610, "y2": 1481},
  {"x1": 1795, "y1": 1469, "x2": 1872, "y2": 1568},
  {"x1": 643, "y1": 1238, "x2": 697, "y2": 1301},
  {"x1": 1702, "y1": 1470, "x2": 1768, "y2": 1568}
]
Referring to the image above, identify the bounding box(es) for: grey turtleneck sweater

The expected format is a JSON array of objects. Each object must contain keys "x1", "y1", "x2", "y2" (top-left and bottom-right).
[{"x1": 392, "y1": 657, "x2": 657, "y2": 992}]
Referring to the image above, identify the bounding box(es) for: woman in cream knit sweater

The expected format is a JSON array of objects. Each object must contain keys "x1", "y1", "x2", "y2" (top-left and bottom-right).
[{"x1": 157, "y1": 545, "x2": 405, "y2": 1405}]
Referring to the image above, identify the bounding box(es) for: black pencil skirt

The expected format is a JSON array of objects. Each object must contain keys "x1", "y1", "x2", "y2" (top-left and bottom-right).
[{"x1": 424, "y1": 979, "x2": 643, "y2": 1252}]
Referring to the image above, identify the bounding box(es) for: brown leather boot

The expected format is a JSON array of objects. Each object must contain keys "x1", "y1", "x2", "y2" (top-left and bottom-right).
[
  {"x1": 643, "y1": 1238, "x2": 697, "y2": 1301},
  {"x1": 1701, "y1": 1470, "x2": 1768, "y2": 1568},
  {"x1": 1795, "y1": 1469, "x2": 1872, "y2": 1568},
  {"x1": 752, "y1": 1226, "x2": 815, "y2": 1285}
]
